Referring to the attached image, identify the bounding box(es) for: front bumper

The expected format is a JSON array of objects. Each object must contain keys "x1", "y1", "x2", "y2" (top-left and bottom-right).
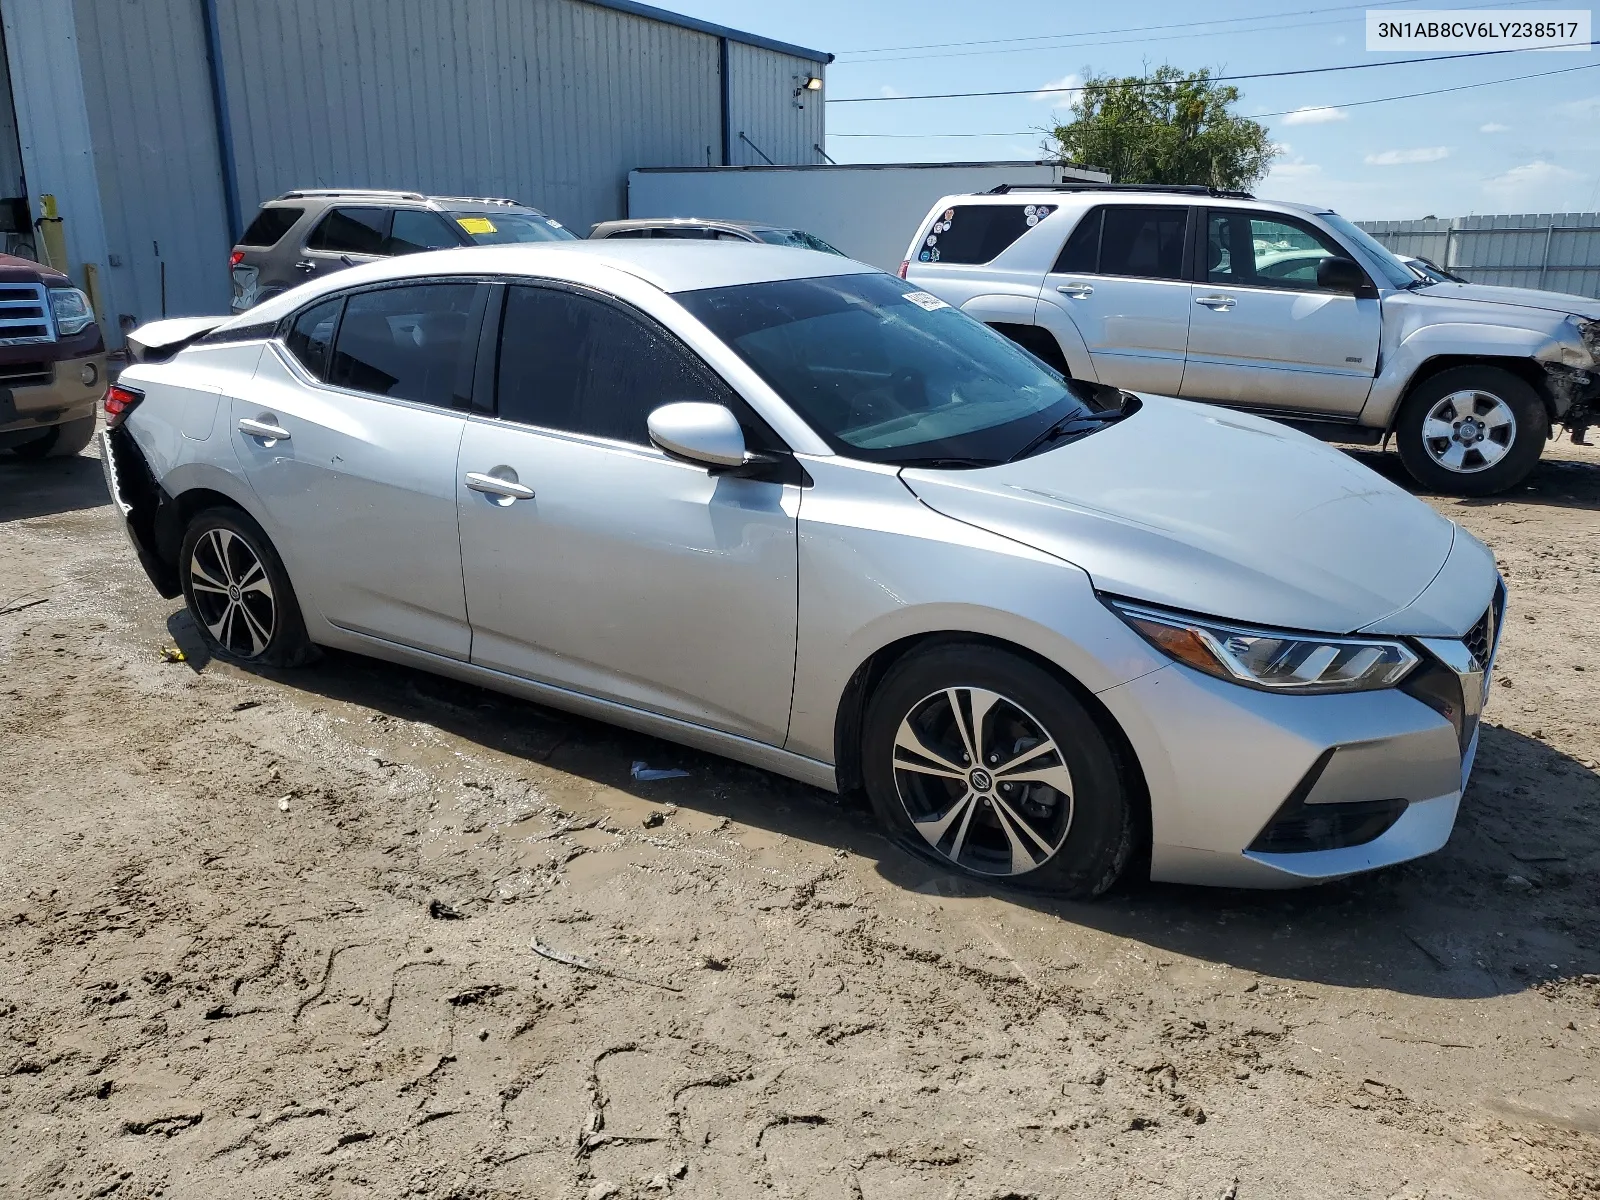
[
  {"x1": 0, "y1": 354, "x2": 105, "y2": 436},
  {"x1": 1099, "y1": 585, "x2": 1503, "y2": 888}
]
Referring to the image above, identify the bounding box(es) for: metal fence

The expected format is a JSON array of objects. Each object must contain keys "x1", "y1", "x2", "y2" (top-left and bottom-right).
[{"x1": 1357, "y1": 213, "x2": 1600, "y2": 299}]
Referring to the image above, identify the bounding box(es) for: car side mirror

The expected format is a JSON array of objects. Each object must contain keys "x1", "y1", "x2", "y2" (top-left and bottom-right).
[
  {"x1": 647, "y1": 402, "x2": 749, "y2": 469},
  {"x1": 1317, "y1": 256, "x2": 1371, "y2": 294}
]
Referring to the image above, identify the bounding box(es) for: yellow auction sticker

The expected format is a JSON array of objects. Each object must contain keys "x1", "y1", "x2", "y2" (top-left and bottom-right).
[{"x1": 457, "y1": 217, "x2": 497, "y2": 234}]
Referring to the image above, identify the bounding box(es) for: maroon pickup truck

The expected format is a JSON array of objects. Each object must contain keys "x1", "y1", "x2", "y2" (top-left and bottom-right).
[{"x1": 0, "y1": 254, "x2": 106, "y2": 459}]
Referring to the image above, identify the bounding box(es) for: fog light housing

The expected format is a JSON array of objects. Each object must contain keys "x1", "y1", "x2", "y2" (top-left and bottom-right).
[
  {"x1": 1247, "y1": 748, "x2": 1409, "y2": 854},
  {"x1": 80, "y1": 361, "x2": 98, "y2": 387}
]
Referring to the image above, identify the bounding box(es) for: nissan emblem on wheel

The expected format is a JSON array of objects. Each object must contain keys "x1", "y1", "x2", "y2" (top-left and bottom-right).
[
  {"x1": 104, "y1": 238, "x2": 1503, "y2": 894},
  {"x1": 903, "y1": 183, "x2": 1600, "y2": 496}
]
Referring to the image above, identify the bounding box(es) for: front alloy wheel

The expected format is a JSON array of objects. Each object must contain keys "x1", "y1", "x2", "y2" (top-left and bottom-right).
[
  {"x1": 1419, "y1": 389, "x2": 1516, "y2": 475},
  {"x1": 893, "y1": 687, "x2": 1075, "y2": 877},
  {"x1": 1396, "y1": 365, "x2": 1547, "y2": 496}
]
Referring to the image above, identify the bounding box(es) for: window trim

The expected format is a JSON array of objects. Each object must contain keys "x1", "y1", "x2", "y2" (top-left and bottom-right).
[
  {"x1": 486, "y1": 276, "x2": 793, "y2": 461},
  {"x1": 1196, "y1": 207, "x2": 1374, "y2": 295},
  {"x1": 273, "y1": 276, "x2": 493, "y2": 413},
  {"x1": 1049, "y1": 203, "x2": 1195, "y2": 283}
]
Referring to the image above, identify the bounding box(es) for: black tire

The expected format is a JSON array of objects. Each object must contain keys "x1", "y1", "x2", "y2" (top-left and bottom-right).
[
  {"x1": 179, "y1": 506, "x2": 315, "y2": 668},
  {"x1": 861, "y1": 643, "x2": 1134, "y2": 898},
  {"x1": 7, "y1": 414, "x2": 95, "y2": 459},
  {"x1": 1395, "y1": 365, "x2": 1548, "y2": 496}
]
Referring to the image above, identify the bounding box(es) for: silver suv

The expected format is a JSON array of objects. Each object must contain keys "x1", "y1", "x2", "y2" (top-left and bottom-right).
[
  {"x1": 229, "y1": 189, "x2": 575, "y2": 312},
  {"x1": 905, "y1": 184, "x2": 1600, "y2": 495}
]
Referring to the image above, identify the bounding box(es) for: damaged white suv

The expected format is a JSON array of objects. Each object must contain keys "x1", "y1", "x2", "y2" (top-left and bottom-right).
[{"x1": 904, "y1": 184, "x2": 1599, "y2": 495}]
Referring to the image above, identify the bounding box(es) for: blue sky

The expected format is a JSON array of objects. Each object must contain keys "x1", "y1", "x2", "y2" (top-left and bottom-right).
[{"x1": 669, "y1": 0, "x2": 1599, "y2": 220}]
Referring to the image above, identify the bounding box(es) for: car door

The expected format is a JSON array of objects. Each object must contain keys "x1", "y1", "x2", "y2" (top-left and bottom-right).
[
  {"x1": 1039, "y1": 204, "x2": 1193, "y2": 394},
  {"x1": 295, "y1": 206, "x2": 391, "y2": 283},
  {"x1": 232, "y1": 280, "x2": 487, "y2": 659},
  {"x1": 1180, "y1": 209, "x2": 1381, "y2": 415},
  {"x1": 456, "y1": 282, "x2": 800, "y2": 744}
]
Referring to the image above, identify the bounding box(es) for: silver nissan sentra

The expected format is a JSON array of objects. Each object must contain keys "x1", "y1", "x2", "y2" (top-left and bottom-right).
[{"x1": 101, "y1": 242, "x2": 1502, "y2": 895}]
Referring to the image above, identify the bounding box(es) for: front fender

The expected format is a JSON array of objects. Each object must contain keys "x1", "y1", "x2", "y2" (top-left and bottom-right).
[{"x1": 1361, "y1": 320, "x2": 1561, "y2": 428}]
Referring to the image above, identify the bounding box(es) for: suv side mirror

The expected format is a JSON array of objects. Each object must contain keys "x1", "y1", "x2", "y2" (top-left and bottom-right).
[
  {"x1": 648, "y1": 402, "x2": 748, "y2": 469},
  {"x1": 1317, "y1": 256, "x2": 1371, "y2": 294}
]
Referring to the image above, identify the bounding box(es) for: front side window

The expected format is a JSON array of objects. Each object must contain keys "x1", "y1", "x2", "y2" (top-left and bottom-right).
[
  {"x1": 328, "y1": 283, "x2": 481, "y2": 407},
  {"x1": 496, "y1": 285, "x2": 733, "y2": 444},
  {"x1": 1206, "y1": 212, "x2": 1348, "y2": 291},
  {"x1": 307, "y1": 207, "x2": 389, "y2": 255},
  {"x1": 447, "y1": 211, "x2": 577, "y2": 244},
  {"x1": 678, "y1": 272, "x2": 1100, "y2": 466},
  {"x1": 919, "y1": 204, "x2": 1050, "y2": 266},
  {"x1": 387, "y1": 210, "x2": 461, "y2": 255},
  {"x1": 284, "y1": 296, "x2": 342, "y2": 379}
]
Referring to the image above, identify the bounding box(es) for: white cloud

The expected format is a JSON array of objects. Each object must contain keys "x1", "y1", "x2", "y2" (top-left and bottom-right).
[
  {"x1": 1280, "y1": 106, "x2": 1347, "y2": 126},
  {"x1": 1032, "y1": 73, "x2": 1083, "y2": 103},
  {"x1": 1555, "y1": 95, "x2": 1600, "y2": 119},
  {"x1": 1365, "y1": 146, "x2": 1451, "y2": 166},
  {"x1": 1483, "y1": 160, "x2": 1582, "y2": 203},
  {"x1": 1479, "y1": 122, "x2": 1510, "y2": 133},
  {"x1": 1333, "y1": 33, "x2": 1348, "y2": 45},
  {"x1": 878, "y1": 85, "x2": 905, "y2": 99}
]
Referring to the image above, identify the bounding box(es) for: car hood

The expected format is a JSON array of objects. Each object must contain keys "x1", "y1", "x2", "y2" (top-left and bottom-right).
[
  {"x1": 1411, "y1": 280, "x2": 1600, "y2": 320},
  {"x1": 900, "y1": 397, "x2": 1457, "y2": 635}
]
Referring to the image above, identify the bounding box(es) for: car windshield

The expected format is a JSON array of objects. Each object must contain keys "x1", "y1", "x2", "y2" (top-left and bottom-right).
[
  {"x1": 677, "y1": 272, "x2": 1101, "y2": 466},
  {"x1": 751, "y1": 228, "x2": 846, "y2": 256},
  {"x1": 1315, "y1": 212, "x2": 1415, "y2": 290},
  {"x1": 448, "y1": 211, "x2": 577, "y2": 244}
]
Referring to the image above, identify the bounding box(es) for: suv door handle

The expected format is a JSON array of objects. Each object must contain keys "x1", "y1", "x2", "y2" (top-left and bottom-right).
[
  {"x1": 238, "y1": 416, "x2": 291, "y2": 441},
  {"x1": 1056, "y1": 283, "x2": 1094, "y2": 297},
  {"x1": 1195, "y1": 295, "x2": 1236, "y2": 310},
  {"x1": 294, "y1": 259, "x2": 317, "y2": 272},
  {"x1": 465, "y1": 471, "x2": 534, "y2": 502}
]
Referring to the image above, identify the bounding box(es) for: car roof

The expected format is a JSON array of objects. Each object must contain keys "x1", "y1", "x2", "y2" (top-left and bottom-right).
[
  {"x1": 265, "y1": 190, "x2": 547, "y2": 215},
  {"x1": 944, "y1": 188, "x2": 1326, "y2": 215},
  {"x1": 229, "y1": 241, "x2": 874, "y2": 326},
  {"x1": 593, "y1": 217, "x2": 775, "y2": 232}
]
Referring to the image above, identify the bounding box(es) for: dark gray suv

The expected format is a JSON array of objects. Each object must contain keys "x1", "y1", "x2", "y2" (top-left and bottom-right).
[{"x1": 229, "y1": 189, "x2": 576, "y2": 312}]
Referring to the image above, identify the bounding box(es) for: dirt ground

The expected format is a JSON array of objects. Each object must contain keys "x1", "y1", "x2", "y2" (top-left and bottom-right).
[{"x1": 1, "y1": 431, "x2": 1598, "y2": 1200}]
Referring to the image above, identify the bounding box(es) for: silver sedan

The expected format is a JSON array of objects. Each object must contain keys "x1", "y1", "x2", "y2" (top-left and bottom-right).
[{"x1": 102, "y1": 242, "x2": 1502, "y2": 894}]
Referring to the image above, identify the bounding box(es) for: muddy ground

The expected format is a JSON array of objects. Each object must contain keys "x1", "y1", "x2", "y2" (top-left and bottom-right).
[{"x1": 1, "y1": 432, "x2": 1598, "y2": 1200}]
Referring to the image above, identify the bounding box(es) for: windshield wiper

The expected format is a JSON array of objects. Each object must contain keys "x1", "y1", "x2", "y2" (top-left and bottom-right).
[
  {"x1": 1007, "y1": 408, "x2": 1126, "y2": 463},
  {"x1": 894, "y1": 456, "x2": 1005, "y2": 470}
]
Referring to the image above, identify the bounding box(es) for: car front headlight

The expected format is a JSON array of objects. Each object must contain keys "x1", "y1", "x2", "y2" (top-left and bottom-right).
[
  {"x1": 1110, "y1": 600, "x2": 1419, "y2": 694},
  {"x1": 49, "y1": 287, "x2": 95, "y2": 337}
]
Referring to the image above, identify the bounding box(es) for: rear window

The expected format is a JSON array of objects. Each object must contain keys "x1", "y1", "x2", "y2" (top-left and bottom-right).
[
  {"x1": 239, "y1": 206, "x2": 303, "y2": 248},
  {"x1": 917, "y1": 202, "x2": 1055, "y2": 266}
]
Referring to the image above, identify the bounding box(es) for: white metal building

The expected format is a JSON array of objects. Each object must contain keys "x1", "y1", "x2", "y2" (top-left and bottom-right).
[{"x1": 0, "y1": 0, "x2": 831, "y2": 338}]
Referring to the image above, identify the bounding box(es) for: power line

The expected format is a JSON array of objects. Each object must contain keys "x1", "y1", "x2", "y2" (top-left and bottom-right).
[
  {"x1": 835, "y1": 0, "x2": 1552, "y2": 65},
  {"x1": 825, "y1": 58, "x2": 1600, "y2": 137},
  {"x1": 826, "y1": 43, "x2": 1600, "y2": 104}
]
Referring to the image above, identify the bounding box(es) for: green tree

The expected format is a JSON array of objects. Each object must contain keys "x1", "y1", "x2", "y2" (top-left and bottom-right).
[{"x1": 1049, "y1": 66, "x2": 1278, "y2": 190}]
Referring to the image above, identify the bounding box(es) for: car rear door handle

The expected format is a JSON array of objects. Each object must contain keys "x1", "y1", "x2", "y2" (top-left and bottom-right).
[
  {"x1": 465, "y1": 471, "x2": 534, "y2": 501},
  {"x1": 1056, "y1": 283, "x2": 1094, "y2": 297},
  {"x1": 1195, "y1": 295, "x2": 1236, "y2": 310},
  {"x1": 238, "y1": 416, "x2": 291, "y2": 441},
  {"x1": 295, "y1": 259, "x2": 317, "y2": 272}
]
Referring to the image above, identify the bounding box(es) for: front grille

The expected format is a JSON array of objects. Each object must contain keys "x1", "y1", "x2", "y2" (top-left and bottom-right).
[
  {"x1": 0, "y1": 361, "x2": 50, "y2": 387},
  {"x1": 0, "y1": 283, "x2": 52, "y2": 345}
]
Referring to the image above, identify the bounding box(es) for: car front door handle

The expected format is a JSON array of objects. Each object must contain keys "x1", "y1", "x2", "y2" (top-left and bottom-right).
[
  {"x1": 465, "y1": 471, "x2": 535, "y2": 502},
  {"x1": 238, "y1": 416, "x2": 291, "y2": 441},
  {"x1": 295, "y1": 259, "x2": 317, "y2": 272},
  {"x1": 1056, "y1": 283, "x2": 1094, "y2": 297},
  {"x1": 1195, "y1": 295, "x2": 1236, "y2": 310}
]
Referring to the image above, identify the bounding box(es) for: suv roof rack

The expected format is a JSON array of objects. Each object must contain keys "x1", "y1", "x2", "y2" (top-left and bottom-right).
[
  {"x1": 275, "y1": 188, "x2": 428, "y2": 201},
  {"x1": 985, "y1": 182, "x2": 1255, "y2": 200}
]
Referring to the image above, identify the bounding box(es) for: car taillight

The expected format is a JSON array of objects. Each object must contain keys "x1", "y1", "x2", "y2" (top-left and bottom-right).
[
  {"x1": 229, "y1": 250, "x2": 245, "y2": 268},
  {"x1": 898, "y1": 260, "x2": 910, "y2": 279},
  {"x1": 103, "y1": 384, "x2": 144, "y2": 429}
]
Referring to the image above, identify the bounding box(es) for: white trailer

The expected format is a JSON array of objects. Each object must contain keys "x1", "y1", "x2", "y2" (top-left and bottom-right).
[{"x1": 626, "y1": 161, "x2": 1109, "y2": 273}]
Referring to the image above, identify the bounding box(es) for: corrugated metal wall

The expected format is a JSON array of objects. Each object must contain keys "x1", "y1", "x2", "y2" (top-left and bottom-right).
[
  {"x1": 726, "y1": 41, "x2": 826, "y2": 167},
  {"x1": 1361, "y1": 213, "x2": 1600, "y2": 299},
  {"x1": 74, "y1": 0, "x2": 233, "y2": 320},
  {"x1": 214, "y1": 0, "x2": 730, "y2": 232}
]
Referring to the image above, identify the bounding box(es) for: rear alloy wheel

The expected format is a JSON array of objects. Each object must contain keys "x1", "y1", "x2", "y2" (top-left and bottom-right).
[
  {"x1": 180, "y1": 507, "x2": 314, "y2": 667},
  {"x1": 1395, "y1": 366, "x2": 1547, "y2": 495},
  {"x1": 862, "y1": 644, "x2": 1134, "y2": 897}
]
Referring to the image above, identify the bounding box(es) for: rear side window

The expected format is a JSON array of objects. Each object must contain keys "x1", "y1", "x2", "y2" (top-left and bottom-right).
[
  {"x1": 918, "y1": 203, "x2": 1054, "y2": 266},
  {"x1": 496, "y1": 285, "x2": 732, "y2": 444},
  {"x1": 307, "y1": 207, "x2": 389, "y2": 255},
  {"x1": 284, "y1": 296, "x2": 342, "y2": 379},
  {"x1": 1098, "y1": 207, "x2": 1188, "y2": 280},
  {"x1": 240, "y1": 206, "x2": 303, "y2": 248},
  {"x1": 329, "y1": 283, "x2": 482, "y2": 407}
]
